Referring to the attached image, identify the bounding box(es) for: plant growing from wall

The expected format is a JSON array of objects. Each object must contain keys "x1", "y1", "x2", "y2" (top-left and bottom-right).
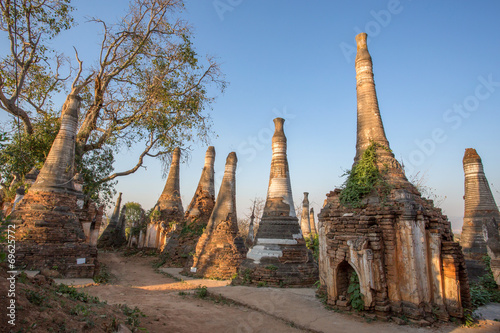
[
  {"x1": 339, "y1": 141, "x2": 391, "y2": 208},
  {"x1": 469, "y1": 255, "x2": 500, "y2": 308},
  {"x1": 348, "y1": 271, "x2": 364, "y2": 311}
]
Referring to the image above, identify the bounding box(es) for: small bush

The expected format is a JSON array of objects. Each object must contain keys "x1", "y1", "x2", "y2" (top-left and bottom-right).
[
  {"x1": 347, "y1": 271, "x2": 364, "y2": 312},
  {"x1": 121, "y1": 304, "x2": 146, "y2": 327},
  {"x1": 339, "y1": 141, "x2": 392, "y2": 208},
  {"x1": 469, "y1": 256, "x2": 500, "y2": 308},
  {"x1": 195, "y1": 285, "x2": 208, "y2": 298}
]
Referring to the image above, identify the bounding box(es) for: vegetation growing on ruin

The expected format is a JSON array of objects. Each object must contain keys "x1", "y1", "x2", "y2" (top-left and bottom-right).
[
  {"x1": 339, "y1": 141, "x2": 391, "y2": 208},
  {"x1": 469, "y1": 255, "x2": 500, "y2": 308},
  {"x1": 180, "y1": 220, "x2": 206, "y2": 238},
  {"x1": 348, "y1": 271, "x2": 364, "y2": 312}
]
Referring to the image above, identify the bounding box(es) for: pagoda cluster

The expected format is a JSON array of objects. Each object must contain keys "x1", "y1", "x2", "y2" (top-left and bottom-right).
[{"x1": 5, "y1": 31, "x2": 499, "y2": 325}]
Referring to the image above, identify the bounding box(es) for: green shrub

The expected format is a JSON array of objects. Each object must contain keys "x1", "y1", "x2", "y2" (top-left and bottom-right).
[
  {"x1": 120, "y1": 304, "x2": 146, "y2": 327},
  {"x1": 195, "y1": 285, "x2": 208, "y2": 298},
  {"x1": 347, "y1": 271, "x2": 364, "y2": 311},
  {"x1": 469, "y1": 256, "x2": 500, "y2": 308},
  {"x1": 339, "y1": 141, "x2": 391, "y2": 208}
]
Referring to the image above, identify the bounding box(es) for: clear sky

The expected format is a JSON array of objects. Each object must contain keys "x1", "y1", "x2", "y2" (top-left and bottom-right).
[{"x1": 12, "y1": 1, "x2": 500, "y2": 231}]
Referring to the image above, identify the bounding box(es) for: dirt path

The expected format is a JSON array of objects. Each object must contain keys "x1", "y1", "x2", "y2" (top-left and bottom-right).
[
  {"x1": 83, "y1": 251, "x2": 500, "y2": 333},
  {"x1": 83, "y1": 251, "x2": 304, "y2": 332}
]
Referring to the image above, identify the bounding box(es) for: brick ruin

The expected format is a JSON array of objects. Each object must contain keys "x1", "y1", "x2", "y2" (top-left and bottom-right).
[
  {"x1": 9, "y1": 94, "x2": 97, "y2": 278},
  {"x1": 162, "y1": 146, "x2": 217, "y2": 267},
  {"x1": 317, "y1": 33, "x2": 470, "y2": 321},
  {"x1": 241, "y1": 118, "x2": 318, "y2": 287},
  {"x1": 309, "y1": 207, "x2": 318, "y2": 236},
  {"x1": 461, "y1": 148, "x2": 500, "y2": 284},
  {"x1": 98, "y1": 192, "x2": 127, "y2": 248},
  {"x1": 300, "y1": 192, "x2": 311, "y2": 239},
  {"x1": 188, "y1": 152, "x2": 246, "y2": 279},
  {"x1": 143, "y1": 147, "x2": 184, "y2": 249}
]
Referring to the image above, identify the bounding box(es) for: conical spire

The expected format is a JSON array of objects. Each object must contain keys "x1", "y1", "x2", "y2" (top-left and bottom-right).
[
  {"x1": 185, "y1": 146, "x2": 215, "y2": 219},
  {"x1": 309, "y1": 208, "x2": 317, "y2": 236},
  {"x1": 300, "y1": 192, "x2": 311, "y2": 238},
  {"x1": 242, "y1": 118, "x2": 318, "y2": 286},
  {"x1": 98, "y1": 192, "x2": 124, "y2": 247},
  {"x1": 31, "y1": 94, "x2": 81, "y2": 192},
  {"x1": 354, "y1": 33, "x2": 391, "y2": 163},
  {"x1": 461, "y1": 148, "x2": 500, "y2": 262},
  {"x1": 191, "y1": 152, "x2": 245, "y2": 279},
  {"x1": 205, "y1": 152, "x2": 238, "y2": 232},
  {"x1": 110, "y1": 192, "x2": 123, "y2": 227},
  {"x1": 246, "y1": 202, "x2": 256, "y2": 246},
  {"x1": 262, "y1": 118, "x2": 295, "y2": 217},
  {"x1": 463, "y1": 149, "x2": 499, "y2": 217},
  {"x1": 353, "y1": 33, "x2": 407, "y2": 183},
  {"x1": 158, "y1": 147, "x2": 183, "y2": 215}
]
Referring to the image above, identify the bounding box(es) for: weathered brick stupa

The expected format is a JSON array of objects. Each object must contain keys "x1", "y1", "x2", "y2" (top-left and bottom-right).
[
  {"x1": 97, "y1": 192, "x2": 126, "y2": 248},
  {"x1": 309, "y1": 208, "x2": 318, "y2": 236},
  {"x1": 461, "y1": 148, "x2": 500, "y2": 284},
  {"x1": 10, "y1": 94, "x2": 97, "y2": 278},
  {"x1": 317, "y1": 33, "x2": 470, "y2": 321},
  {"x1": 300, "y1": 192, "x2": 311, "y2": 239},
  {"x1": 144, "y1": 147, "x2": 184, "y2": 249},
  {"x1": 162, "y1": 146, "x2": 216, "y2": 266},
  {"x1": 241, "y1": 118, "x2": 318, "y2": 286},
  {"x1": 189, "y1": 152, "x2": 246, "y2": 279}
]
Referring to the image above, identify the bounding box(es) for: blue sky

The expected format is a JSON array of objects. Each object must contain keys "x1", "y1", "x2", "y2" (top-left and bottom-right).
[{"x1": 8, "y1": 0, "x2": 500, "y2": 231}]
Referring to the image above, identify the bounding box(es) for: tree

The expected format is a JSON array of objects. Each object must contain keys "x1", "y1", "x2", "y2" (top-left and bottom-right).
[
  {"x1": 122, "y1": 201, "x2": 145, "y2": 239},
  {"x1": 0, "y1": 0, "x2": 226, "y2": 204}
]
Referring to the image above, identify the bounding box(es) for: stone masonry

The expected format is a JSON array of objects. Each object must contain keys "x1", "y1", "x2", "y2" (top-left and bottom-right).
[
  {"x1": 461, "y1": 148, "x2": 500, "y2": 284},
  {"x1": 162, "y1": 146, "x2": 216, "y2": 267},
  {"x1": 318, "y1": 33, "x2": 470, "y2": 321},
  {"x1": 189, "y1": 152, "x2": 246, "y2": 279},
  {"x1": 9, "y1": 94, "x2": 97, "y2": 278},
  {"x1": 242, "y1": 118, "x2": 318, "y2": 287}
]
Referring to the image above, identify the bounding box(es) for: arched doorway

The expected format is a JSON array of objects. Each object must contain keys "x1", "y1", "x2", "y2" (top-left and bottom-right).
[{"x1": 336, "y1": 260, "x2": 364, "y2": 310}]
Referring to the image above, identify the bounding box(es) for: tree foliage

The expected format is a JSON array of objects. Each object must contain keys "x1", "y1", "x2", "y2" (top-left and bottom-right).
[
  {"x1": 0, "y1": 0, "x2": 226, "y2": 205},
  {"x1": 123, "y1": 201, "x2": 146, "y2": 238}
]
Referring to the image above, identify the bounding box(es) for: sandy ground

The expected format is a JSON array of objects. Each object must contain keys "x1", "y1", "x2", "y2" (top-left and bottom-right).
[
  {"x1": 83, "y1": 252, "x2": 304, "y2": 332},
  {"x1": 82, "y1": 251, "x2": 500, "y2": 333}
]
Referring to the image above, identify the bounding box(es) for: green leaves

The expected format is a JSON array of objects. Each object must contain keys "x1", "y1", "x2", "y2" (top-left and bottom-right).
[
  {"x1": 347, "y1": 271, "x2": 364, "y2": 311},
  {"x1": 339, "y1": 141, "x2": 391, "y2": 208}
]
